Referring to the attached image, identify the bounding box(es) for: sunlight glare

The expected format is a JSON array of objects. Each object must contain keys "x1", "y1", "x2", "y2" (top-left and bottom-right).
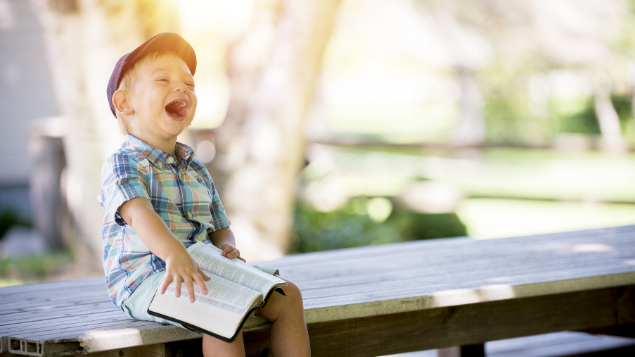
[
  {"x1": 179, "y1": 0, "x2": 252, "y2": 40},
  {"x1": 196, "y1": 140, "x2": 216, "y2": 163},
  {"x1": 571, "y1": 243, "x2": 613, "y2": 252},
  {"x1": 367, "y1": 197, "x2": 393, "y2": 223}
]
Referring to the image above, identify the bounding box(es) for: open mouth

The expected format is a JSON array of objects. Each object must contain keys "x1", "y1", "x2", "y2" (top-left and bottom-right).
[{"x1": 165, "y1": 99, "x2": 188, "y2": 120}]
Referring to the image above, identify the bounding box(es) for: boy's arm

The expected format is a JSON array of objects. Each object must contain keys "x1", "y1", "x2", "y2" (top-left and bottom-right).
[
  {"x1": 118, "y1": 197, "x2": 210, "y2": 302},
  {"x1": 208, "y1": 227, "x2": 246, "y2": 262}
]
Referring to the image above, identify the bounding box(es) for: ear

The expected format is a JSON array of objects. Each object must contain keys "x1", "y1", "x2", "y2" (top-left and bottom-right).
[{"x1": 112, "y1": 90, "x2": 133, "y2": 115}]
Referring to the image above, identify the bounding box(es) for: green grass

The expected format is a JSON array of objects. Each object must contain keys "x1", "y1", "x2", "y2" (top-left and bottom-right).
[
  {"x1": 457, "y1": 198, "x2": 635, "y2": 239},
  {"x1": 290, "y1": 202, "x2": 467, "y2": 253},
  {"x1": 300, "y1": 146, "x2": 635, "y2": 241},
  {"x1": 0, "y1": 251, "x2": 74, "y2": 287},
  {"x1": 310, "y1": 146, "x2": 635, "y2": 202}
]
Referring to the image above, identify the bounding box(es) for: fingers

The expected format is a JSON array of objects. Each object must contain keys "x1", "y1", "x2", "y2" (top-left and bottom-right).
[
  {"x1": 221, "y1": 244, "x2": 234, "y2": 257},
  {"x1": 194, "y1": 269, "x2": 209, "y2": 296},
  {"x1": 184, "y1": 277, "x2": 196, "y2": 302},
  {"x1": 227, "y1": 248, "x2": 240, "y2": 259},
  {"x1": 160, "y1": 275, "x2": 172, "y2": 294},
  {"x1": 174, "y1": 276, "x2": 183, "y2": 297},
  {"x1": 221, "y1": 244, "x2": 241, "y2": 260},
  {"x1": 198, "y1": 265, "x2": 211, "y2": 281}
]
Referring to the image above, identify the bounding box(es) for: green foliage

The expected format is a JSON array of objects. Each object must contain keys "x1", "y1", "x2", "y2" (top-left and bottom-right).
[
  {"x1": 554, "y1": 98, "x2": 600, "y2": 134},
  {"x1": 290, "y1": 203, "x2": 399, "y2": 253},
  {"x1": 0, "y1": 209, "x2": 32, "y2": 241},
  {"x1": 552, "y1": 94, "x2": 634, "y2": 136},
  {"x1": 480, "y1": 65, "x2": 555, "y2": 146},
  {"x1": 0, "y1": 251, "x2": 73, "y2": 283},
  {"x1": 388, "y1": 210, "x2": 468, "y2": 240},
  {"x1": 611, "y1": 94, "x2": 634, "y2": 124},
  {"x1": 289, "y1": 201, "x2": 468, "y2": 254}
]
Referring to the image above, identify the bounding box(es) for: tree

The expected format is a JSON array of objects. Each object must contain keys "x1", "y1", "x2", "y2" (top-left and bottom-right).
[
  {"x1": 32, "y1": 0, "x2": 179, "y2": 270},
  {"x1": 206, "y1": 0, "x2": 341, "y2": 261},
  {"x1": 412, "y1": 0, "x2": 627, "y2": 147}
]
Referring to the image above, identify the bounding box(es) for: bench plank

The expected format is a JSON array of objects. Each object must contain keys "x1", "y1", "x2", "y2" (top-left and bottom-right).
[
  {"x1": 486, "y1": 331, "x2": 635, "y2": 357},
  {"x1": 279, "y1": 232, "x2": 634, "y2": 280},
  {"x1": 265, "y1": 225, "x2": 635, "y2": 268},
  {"x1": 0, "y1": 278, "x2": 103, "y2": 297},
  {"x1": 302, "y1": 286, "x2": 634, "y2": 357},
  {"x1": 0, "y1": 303, "x2": 115, "y2": 326},
  {"x1": 0, "y1": 225, "x2": 633, "y2": 356}
]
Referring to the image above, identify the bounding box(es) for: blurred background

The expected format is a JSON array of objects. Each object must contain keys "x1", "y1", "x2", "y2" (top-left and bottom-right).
[{"x1": 1, "y1": 0, "x2": 635, "y2": 286}]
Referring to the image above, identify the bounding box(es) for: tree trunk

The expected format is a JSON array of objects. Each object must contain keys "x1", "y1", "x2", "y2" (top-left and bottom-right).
[
  {"x1": 32, "y1": 0, "x2": 177, "y2": 271},
  {"x1": 208, "y1": 0, "x2": 341, "y2": 261},
  {"x1": 451, "y1": 66, "x2": 485, "y2": 146},
  {"x1": 594, "y1": 83, "x2": 626, "y2": 152}
]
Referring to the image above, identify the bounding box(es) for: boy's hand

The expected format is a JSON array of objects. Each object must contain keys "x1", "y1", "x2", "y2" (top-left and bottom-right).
[
  {"x1": 118, "y1": 197, "x2": 211, "y2": 303},
  {"x1": 218, "y1": 243, "x2": 246, "y2": 262},
  {"x1": 160, "y1": 249, "x2": 211, "y2": 302}
]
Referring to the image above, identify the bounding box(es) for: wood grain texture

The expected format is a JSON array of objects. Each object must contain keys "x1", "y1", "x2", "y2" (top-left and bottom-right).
[
  {"x1": 0, "y1": 225, "x2": 633, "y2": 356},
  {"x1": 437, "y1": 344, "x2": 485, "y2": 357},
  {"x1": 580, "y1": 323, "x2": 635, "y2": 338},
  {"x1": 300, "y1": 286, "x2": 633, "y2": 357},
  {"x1": 76, "y1": 344, "x2": 168, "y2": 357},
  {"x1": 486, "y1": 331, "x2": 635, "y2": 357}
]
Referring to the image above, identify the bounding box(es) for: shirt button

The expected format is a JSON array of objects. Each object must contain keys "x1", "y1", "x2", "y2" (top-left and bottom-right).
[
  {"x1": 167, "y1": 157, "x2": 175, "y2": 164},
  {"x1": 187, "y1": 212, "x2": 193, "y2": 219}
]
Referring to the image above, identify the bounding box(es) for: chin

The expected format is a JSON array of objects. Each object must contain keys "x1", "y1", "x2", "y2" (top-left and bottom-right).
[{"x1": 163, "y1": 121, "x2": 190, "y2": 137}]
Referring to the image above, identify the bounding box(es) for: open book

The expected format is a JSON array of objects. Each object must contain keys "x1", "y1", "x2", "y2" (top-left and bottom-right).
[{"x1": 148, "y1": 241, "x2": 287, "y2": 342}]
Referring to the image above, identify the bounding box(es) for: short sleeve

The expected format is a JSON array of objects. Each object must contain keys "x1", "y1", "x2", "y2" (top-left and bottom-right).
[
  {"x1": 208, "y1": 176, "x2": 231, "y2": 231},
  {"x1": 97, "y1": 153, "x2": 150, "y2": 226},
  {"x1": 207, "y1": 173, "x2": 231, "y2": 230}
]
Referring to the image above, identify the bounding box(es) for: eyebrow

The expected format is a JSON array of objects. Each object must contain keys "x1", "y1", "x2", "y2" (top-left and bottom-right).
[{"x1": 151, "y1": 68, "x2": 194, "y2": 82}]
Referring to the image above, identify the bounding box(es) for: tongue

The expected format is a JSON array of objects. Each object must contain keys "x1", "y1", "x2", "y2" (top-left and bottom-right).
[{"x1": 177, "y1": 107, "x2": 187, "y2": 117}]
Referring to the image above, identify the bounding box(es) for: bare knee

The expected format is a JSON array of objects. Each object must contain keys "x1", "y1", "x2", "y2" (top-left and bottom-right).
[
  {"x1": 256, "y1": 277, "x2": 303, "y2": 321},
  {"x1": 280, "y1": 279, "x2": 303, "y2": 306}
]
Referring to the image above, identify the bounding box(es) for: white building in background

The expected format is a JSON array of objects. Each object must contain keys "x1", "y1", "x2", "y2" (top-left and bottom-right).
[{"x1": 0, "y1": 0, "x2": 59, "y2": 219}]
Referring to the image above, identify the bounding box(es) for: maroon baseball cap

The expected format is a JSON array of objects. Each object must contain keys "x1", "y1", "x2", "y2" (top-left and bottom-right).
[{"x1": 107, "y1": 32, "x2": 197, "y2": 117}]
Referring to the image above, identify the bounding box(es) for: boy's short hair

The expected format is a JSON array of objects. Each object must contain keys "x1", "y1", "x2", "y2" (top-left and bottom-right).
[{"x1": 114, "y1": 50, "x2": 181, "y2": 134}]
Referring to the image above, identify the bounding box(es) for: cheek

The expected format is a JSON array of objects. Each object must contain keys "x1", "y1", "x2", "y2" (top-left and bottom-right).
[
  {"x1": 133, "y1": 91, "x2": 160, "y2": 114},
  {"x1": 189, "y1": 93, "x2": 198, "y2": 108},
  {"x1": 188, "y1": 95, "x2": 198, "y2": 117}
]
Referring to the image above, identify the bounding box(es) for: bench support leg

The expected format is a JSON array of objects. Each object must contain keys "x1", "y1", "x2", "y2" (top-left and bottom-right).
[{"x1": 437, "y1": 343, "x2": 485, "y2": 357}]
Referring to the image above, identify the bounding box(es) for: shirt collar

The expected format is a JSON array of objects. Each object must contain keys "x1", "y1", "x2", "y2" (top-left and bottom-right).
[{"x1": 123, "y1": 134, "x2": 195, "y2": 168}]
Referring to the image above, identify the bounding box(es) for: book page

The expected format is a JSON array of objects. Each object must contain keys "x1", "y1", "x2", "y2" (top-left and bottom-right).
[
  {"x1": 188, "y1": 241, "x2": 286, "y2": 296},
  {"x1": 165, "y1": 273, "x2": 261, "y2": 312},
  {"x1": 149, "y1": 273, "x2": 264, "y2": 339},
  {"x1": 150, "y1": 289, "x2": 250, "y2": 339}
]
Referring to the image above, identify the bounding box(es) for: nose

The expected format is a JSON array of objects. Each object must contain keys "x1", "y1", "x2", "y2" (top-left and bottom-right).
[{"x1": 174, "y1": 83, "x2": 188, "y2": 93}]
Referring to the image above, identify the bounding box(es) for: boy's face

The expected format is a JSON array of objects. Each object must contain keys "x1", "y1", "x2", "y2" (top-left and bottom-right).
[{"x1": 125, "y1": 53, "x2": 197, "y2": 142}]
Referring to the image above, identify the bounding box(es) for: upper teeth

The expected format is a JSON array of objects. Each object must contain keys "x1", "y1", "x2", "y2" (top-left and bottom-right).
[{"x1": 170, "y1": 100, "x2": 186, "y2": 108}]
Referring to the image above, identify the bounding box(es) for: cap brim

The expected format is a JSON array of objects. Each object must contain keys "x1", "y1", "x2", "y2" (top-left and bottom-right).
[{"x1": 127, "y1": 33, "x2": 197, "y2": 77}]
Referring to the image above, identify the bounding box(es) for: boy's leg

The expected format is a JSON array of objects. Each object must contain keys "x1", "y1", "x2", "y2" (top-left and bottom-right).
[
  {"x1": 202, "y1": 331, "x2": 246, "y2": 357},
  {"x1": 255, "y1": 278, "x2": 311, "y2": 357}
]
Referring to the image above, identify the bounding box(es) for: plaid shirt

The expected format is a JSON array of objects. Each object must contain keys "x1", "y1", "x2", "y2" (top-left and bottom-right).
[{"x1": 97, "y1": 134, "x2": 230, "y2": 309}]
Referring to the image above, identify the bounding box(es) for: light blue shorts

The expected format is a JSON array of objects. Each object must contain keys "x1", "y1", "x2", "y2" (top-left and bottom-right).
[
  {"x1": 121, "y1": 271, "x2": 193, "y2": 331},
  {"x1": 121, "y1": 265, "x2": 279, "y2": 332}
]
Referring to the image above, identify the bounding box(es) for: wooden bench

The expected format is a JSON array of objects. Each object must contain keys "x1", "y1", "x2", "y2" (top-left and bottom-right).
[{"x1": 1, "y1": 225, "x2": 634, "y2": 357}]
